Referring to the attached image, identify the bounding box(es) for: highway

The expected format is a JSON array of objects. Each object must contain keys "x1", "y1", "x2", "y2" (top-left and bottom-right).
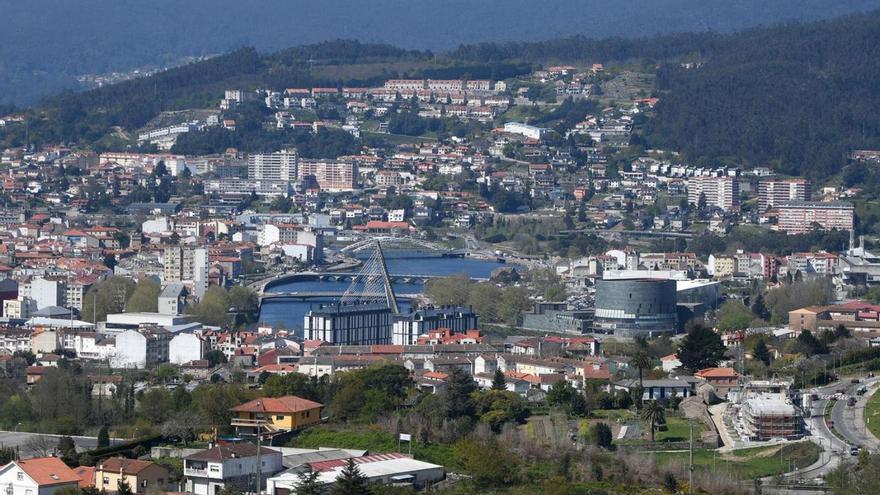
[
  {"x1": 0, "y1": 430, "x2": 126, "y2": 455},
  {"x1": 830, "y1": 377, "x2": 880, "y2": 452}
]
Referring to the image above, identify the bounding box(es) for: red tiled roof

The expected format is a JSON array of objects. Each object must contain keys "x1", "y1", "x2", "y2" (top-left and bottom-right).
[
  {"x1": 17, "y1": 457, "x2": 81, "y2": 486},
  {"x1": 695, "y1": 367, "x2": 739, "y2": 378},
  {"x1": 97, "y1": 458, "x2": 157, "y2": 475},
  {"x1": 230, "y1": 396, "x2": 323, "y2": 414}
]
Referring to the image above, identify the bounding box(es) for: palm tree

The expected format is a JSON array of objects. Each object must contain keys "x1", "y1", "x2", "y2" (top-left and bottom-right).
[
  {"x1": 640, "y1": 400, "x2": 666, "y2": 442},
  {"x1": 632, "y1": 350, "x2": 652, "y2": 388}
]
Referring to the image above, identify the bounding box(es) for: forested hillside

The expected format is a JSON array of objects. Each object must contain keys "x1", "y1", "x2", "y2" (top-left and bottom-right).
[
  {"x1": 645, "y1": 13, "x2": 880, "y2": 178},
  {"x1": 3, "y1": 0, "x2": 880, "y2": 106},
  {"x1": 5, "y1": 9, "x2": 880, "y2": 180}
]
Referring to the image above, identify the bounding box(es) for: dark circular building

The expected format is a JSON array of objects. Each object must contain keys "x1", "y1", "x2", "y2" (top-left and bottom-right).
[{"x1": 594, "y1": 279, "x2": 678, "y2": 337}]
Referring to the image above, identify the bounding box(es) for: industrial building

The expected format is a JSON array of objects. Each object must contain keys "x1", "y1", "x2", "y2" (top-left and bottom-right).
[{"x1": 593, "y1": 279, "x2": 678, "y2": 337}]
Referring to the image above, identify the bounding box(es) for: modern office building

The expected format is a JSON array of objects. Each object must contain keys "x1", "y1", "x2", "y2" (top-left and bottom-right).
[
  {"x1": 688, "y1": 176, "x2": 740, "y2": 212},
  {"x1": 247, "y1": 149, "x2": 298, "y2": 182},
  {"x1": 593, "y1": 279, "x2": 678, "y2": 337},
  {"x1": 758, "y1": 179, "x2": 811, "y2": 211},
  {"x1": 775, "y1": 201, "x2": 854, "y2": 233},
  {"x1": 304, "y1": 303, "x2": 393, "y2": 345},
  {"x1": 391, "y1": 306, "x2": 478, "y2": 345}
]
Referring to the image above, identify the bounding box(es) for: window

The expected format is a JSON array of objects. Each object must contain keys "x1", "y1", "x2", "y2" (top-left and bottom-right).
[
  {"x1": 16, "y1": 473, "x2": 22, "y2": 481},
  {"x1": 142, "y1": 480, "x2": 148, "y2": 487},
  {"x1": 103, "y1": 477, "x2": 110, "y2": 484},
  {"x1": 276, "y1": 415, "x2": 284, "y2": 420}
]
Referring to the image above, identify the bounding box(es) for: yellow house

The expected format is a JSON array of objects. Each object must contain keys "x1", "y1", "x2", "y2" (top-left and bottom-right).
[
  {"x1": 230, "y1": 395, "x2": 323, "y2": 434},
  {"x1": 95, "y1": 458, "x2": 169, "y2": 494}
]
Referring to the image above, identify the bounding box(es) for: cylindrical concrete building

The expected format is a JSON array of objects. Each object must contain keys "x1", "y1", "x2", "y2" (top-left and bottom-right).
[{"x1": 594, "y1": 279, "x2": 677, "y2": 337}]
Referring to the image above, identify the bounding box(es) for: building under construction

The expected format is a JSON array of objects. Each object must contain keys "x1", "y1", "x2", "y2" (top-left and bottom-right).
[{"x1": 740, "y1": 393, "x2": 802, "y2": 440}]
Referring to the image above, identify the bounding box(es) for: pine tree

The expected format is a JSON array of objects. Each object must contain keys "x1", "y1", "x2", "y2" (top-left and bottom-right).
[
  {"x1": 330, "y1": 459, "x2": 371, "y2": 495},
  {"x1": 491, "y1": 369, "x2": 507, "y2": 390},
  {"x1": 116, "y1": 475, "x2": 134, "y2": 495},
  {"x1": 753, "y1": 340, "x2": 772, "y2": 366},
  {"x1": 293, "y1": 470, "x2": 323, "y2": 495},
  {"x1": 97, "y1": 425, "x2": 110, "y2": 448},
  {"x1": 677, "y1": 324, "x2": 726, "y2": 373}
]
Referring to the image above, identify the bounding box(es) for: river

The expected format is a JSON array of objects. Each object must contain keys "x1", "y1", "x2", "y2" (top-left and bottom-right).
[{"x1": 258, "y1": 251, "x2": 512, "y2": 334}]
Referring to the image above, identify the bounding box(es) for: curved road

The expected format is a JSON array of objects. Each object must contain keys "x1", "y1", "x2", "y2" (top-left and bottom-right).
[{"x1": 830, "y1": 377, "x2": 880, "y2": 453}]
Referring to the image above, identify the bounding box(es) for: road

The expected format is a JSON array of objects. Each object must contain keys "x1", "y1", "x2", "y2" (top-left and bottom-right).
[
  {"x1": 0, "y1": 430, "x2": 126, "y2": 456},
  {"x1": 830, "y1": 377, "x2": 880, "y2": 452},
  {"x1": 780, "y1": 381, "x2": 852, "y2": 482}
]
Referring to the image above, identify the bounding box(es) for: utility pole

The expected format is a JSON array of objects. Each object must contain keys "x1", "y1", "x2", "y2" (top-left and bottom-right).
[
  {"x1": 256, "y1": 427, "x2": 262, "y2": 495},
  {"x1": 688, "y1": 422, "x2": 694, "y2": 495}
]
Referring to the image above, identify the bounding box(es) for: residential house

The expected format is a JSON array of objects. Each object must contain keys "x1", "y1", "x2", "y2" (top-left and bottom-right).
[
  {"x1": 95, "y1": 458, "x2": 169, "y2": 494},
  {"x1": 0, "y1": 457, "x2": 82, "y2": 495},
  {"x1": 184, "y1": 444, "x2": 283, "y2": 495},
  {"x1": 229, "y1": 396, "x2": 323, "y2": 436}
]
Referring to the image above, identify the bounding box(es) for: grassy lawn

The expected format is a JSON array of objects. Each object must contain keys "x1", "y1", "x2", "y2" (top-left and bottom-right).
[
  {"x1": 655, "y1": 417, "x2": 705, "y2": 443},
  {"x1": 865, "y1": 387, "x2": 880, "y2": 440},
  {"x1": 653, "y1": 442, "x2": 821, "y2": 479},
  {"x1": 289, "y1": 426, "x2": 460, "y2": 469}
]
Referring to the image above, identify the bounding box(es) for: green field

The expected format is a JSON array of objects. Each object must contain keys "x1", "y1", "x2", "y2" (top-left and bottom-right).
[{"x1": 653, "y1": 442, "x2": 821, "y2": 479}]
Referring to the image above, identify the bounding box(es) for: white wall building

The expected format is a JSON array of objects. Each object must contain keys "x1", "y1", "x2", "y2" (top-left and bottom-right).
[{"x1": 169, "y1": 333, "x2": 206, "y2": 364}]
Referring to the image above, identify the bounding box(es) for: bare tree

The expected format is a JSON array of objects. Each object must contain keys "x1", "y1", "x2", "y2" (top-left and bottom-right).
[{"x1": 23, "y1": 435, "x2": 55, "y2": 457}]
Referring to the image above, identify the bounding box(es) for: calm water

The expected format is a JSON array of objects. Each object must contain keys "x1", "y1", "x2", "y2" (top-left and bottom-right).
[{"x1": 258, "y1": 253, "x2": 510, "y2": 334}]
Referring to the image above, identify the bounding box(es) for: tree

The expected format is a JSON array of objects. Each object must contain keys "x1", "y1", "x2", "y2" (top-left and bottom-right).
[
  {"x1": 228, "y1": 286, "x2": 259, "y2": 313},
  {"x1": 491, "y1": 369, "x2": 506, "y2": 390},
  {"x1": 589, "y1": 422, "x2": 613, "y2": 449},
  {"x1": 126, "y1": 278, "x2": 161, "y2": 312},
  {"x1": 753, "y1": 340, "x2": 772, "y2": 366},
  {"x1": 97, "y1": 425, "x2": 110, "y2": 448},
  {"x1": 631, "y1": 350, "x2": 652, "y2": 389},
  {"x1": 751, "y1": 293, "x2": 770, "y2": 321},
  {"x1": 187, "y1": 286, "x2": 231, "y2": 326},
  {"x1": 424, "y1": 275, "x2": 471, "y2": 307},
  {"x1": 0, "y1": 445, "x2": 16, "y2": 464},
  {"x1": 442, "y1": 369, "x2": 476, "y2": 419},
  {"x1": 546, "y1": 381, "x2": 576, "y2": 407},
  {"x1": 331, "y1": 458, "x2": 371, "y2": 495},
  {"x1": 293, "y1": 470, "x2": 323, "y2": 495},
  {"x1": 82, "y1": 276, "x2": 137, "y2": 323},
  {"x1": 677, "y1": 324, "x2": 727, "y2": 373},
  {"x1": 205, "y1": 350, "x2": 227, "y2": 367},
  {"x1": 640, "y1": 400, "x2": 666, "y2": 442},
  {"x1": 472, "y1": 390, "x2": 529, "y2": 432},
  {"x1": 717, "y1": 300, "x2": 757, "y2": 331},
  {"x1": 116, "y1": 475, "x2": 134, "y2": 495}
]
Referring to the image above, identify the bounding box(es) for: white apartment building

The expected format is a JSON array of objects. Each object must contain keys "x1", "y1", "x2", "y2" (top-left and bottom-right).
[
  {"x1": 758, "y1": 179, "x2": 811, "y2": 211},
  {"x1": 164, "y1": 247, "x2": 209, "y2": 298},
  {"x1": 184, "y1": 444, "x2": 283, "y2": 495},
  {"x1": 247, "y1": 149, "x2": 298, "y2": 182},
  {"x1": 3, "y1": 297, "x2": 37, "y2": 319},
  {"x1": 688, "y1": 176, "x2": 740, "y2": 212}
]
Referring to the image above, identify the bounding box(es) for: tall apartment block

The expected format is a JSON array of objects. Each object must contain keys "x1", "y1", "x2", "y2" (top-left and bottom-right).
[
  {"x1": 687, "y1": 176, "x2": 740, "y2": 212},
  {"x1": 758, "y1": 179, "x2": 811, "y2": 211}
]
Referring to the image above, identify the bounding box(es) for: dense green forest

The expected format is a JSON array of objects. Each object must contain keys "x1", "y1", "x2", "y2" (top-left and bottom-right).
[{"x1": 645, "y1": 12, "x2": 880, "y2": 178}]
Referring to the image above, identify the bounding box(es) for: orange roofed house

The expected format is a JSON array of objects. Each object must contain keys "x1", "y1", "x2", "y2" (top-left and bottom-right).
[
  {"x1": 95, "y1": 458, "x2": 170, "y2": 494},
  {"x1": 0, "y1": 457, "x2": 82, "y2": 495},
  {"x1": 230, "y1": 395, "x2": 323, "y2": 436},
  {"x1": 695, "y1": 367, "x2": 740, "y2": 399}
]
